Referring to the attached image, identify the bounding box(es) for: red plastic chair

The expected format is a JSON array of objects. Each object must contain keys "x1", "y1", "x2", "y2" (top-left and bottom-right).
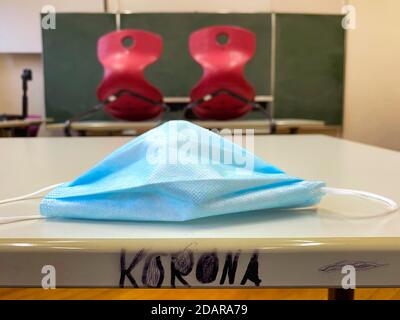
[
  {"x1": 187, "y1": 25, "x2": 258, "y2": 120},
  {"x1": 96, "y1": 29, "x2": 166, "y2": 121}
]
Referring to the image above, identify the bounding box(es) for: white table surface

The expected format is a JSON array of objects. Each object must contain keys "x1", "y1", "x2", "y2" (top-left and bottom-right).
[
  {"x1": 0, "y1": 134, "x2": 399, "y2": 240},
  {"x1": 1, "y1": 135, "x2": 400, "y2": 288}
]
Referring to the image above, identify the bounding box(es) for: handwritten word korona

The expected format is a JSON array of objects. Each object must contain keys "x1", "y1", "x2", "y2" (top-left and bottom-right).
[{"x1": 119, "y1": 249, "x2": 261, "y2": 288}]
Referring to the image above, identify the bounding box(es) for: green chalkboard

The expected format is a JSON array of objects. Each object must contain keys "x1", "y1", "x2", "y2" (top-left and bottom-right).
[
  {"x1": 42, "y1": 13, "x2": 271, "y2": 122},
  {"x1": 42, "y1": 13, "x2": 116, "y2": 122},
  {"x1": 274, "y1": 14, "x2": 345, "y2": 125},
  {"x1": 121, "y1": 13, "x2": 271, "y2": 97},
  {"x1": 42, "y1": 13, "x2": 344, "y2": 125}
]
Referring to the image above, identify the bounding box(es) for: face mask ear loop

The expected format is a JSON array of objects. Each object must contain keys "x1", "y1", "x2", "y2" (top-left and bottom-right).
[
  {"x1": 0, "y1": 183, "x2": 64, "y2": 225},
  {"x1": 322, "y1": 187, "x2": 399, "y2": 216}
]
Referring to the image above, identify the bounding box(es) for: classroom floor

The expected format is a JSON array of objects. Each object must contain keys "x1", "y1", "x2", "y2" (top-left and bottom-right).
[{"x1": 0, "y1": 288, "x2": 399, "y2": 300}]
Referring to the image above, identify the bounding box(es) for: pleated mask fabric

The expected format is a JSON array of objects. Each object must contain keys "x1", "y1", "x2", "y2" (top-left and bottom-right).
[{"x1": 40, "y1": 120, "x2": 325, "y2": 221}]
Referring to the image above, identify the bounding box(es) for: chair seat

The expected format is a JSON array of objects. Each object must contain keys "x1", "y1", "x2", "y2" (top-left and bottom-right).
[
  {"x1": 97, "y1": 29, "x2": 164, "y2": 121},
  {"x1": 189, "y1": 26, "x2": 256, "y2": 120}
]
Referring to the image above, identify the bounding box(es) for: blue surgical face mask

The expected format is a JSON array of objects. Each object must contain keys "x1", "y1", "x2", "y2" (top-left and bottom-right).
[{"x1": 0, "y1": 121, "x2": 397, "y2": 223}]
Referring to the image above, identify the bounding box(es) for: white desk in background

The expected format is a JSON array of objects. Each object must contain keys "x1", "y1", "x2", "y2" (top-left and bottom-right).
[
  {"x1": 46, "y1": 119, "x2": 333, "y2": 136},
  {"x1": 0, "y1": 135, "x2": 399, "y2": 300},
  {"x1": 0, "y1": 118, "x2": 43, "y2": 137}
]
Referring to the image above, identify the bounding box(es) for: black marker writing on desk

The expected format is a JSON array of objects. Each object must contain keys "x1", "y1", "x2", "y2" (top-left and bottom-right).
[{"x1": 119, "y1": 249, "x2": 261, "y2": 288}]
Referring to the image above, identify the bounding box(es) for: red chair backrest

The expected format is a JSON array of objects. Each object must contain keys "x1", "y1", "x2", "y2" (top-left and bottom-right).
[
  {"x1": 97, "y1": 29, "x2": 163, "y2": 121},
  {"x1": 189, "y1": 25, "x2": 256, "y2": 120}
]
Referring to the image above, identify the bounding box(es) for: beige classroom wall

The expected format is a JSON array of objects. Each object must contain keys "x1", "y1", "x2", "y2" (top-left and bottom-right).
[{"x1": 343, "y1": 0, "x2": 400, "y2": 150}]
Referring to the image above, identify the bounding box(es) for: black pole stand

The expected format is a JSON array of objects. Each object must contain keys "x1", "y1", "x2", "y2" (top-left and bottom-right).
[{"x1": 21, "y1": 69, "x2": 33, "y2": 119}]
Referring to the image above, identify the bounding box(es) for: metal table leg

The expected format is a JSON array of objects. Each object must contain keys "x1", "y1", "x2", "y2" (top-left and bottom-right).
[{"x1": 328, "y1": 288, "x2": 355, "y2": 300}]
